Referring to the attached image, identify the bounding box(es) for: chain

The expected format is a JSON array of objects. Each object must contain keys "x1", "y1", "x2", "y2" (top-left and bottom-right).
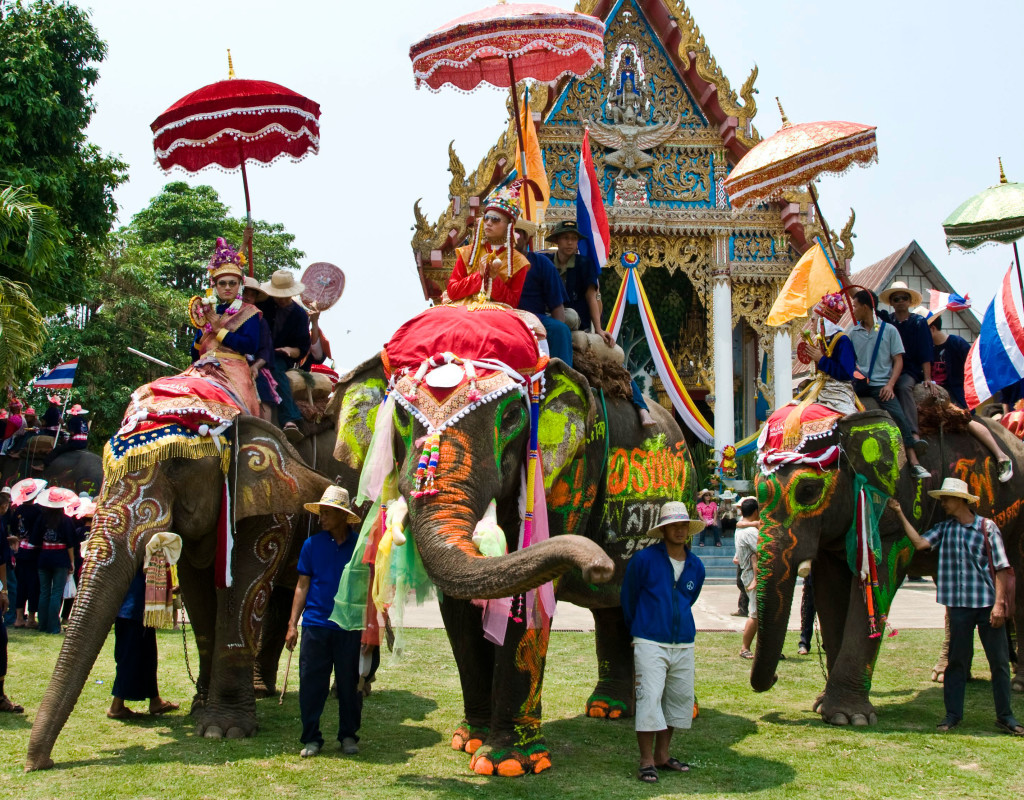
[
  {"x1": 180, "y1": 609, "x2": 197, "y2": 688},
  {"x1": 814, "y1": 621, "x2": 828, "y2": 683}
]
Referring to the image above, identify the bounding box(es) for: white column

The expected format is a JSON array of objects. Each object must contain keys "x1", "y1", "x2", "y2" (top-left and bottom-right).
[
  {"x1": 713, "y1": 273, "x2": 734, "y2": 457},
  {"x1": 774, "y1": 325, "x2": 793, "y2": 410}
]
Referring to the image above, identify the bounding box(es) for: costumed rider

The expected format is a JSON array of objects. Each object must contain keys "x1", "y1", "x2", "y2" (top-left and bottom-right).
[
  {"x1": 797, "y1": 291, "x2": 859, "y2": 415},
  {"x1": 188, "y1": 237, "x2": 262, "y2": 416},
  {"x1": 42, "y1": 404, "x2": 89, "y2": 467},
  {"x1": 444, "y1": 181, "x2": 531, "y2": 307}
]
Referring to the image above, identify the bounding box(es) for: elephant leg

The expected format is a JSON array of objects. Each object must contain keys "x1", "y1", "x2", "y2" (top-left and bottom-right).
[
  {"x1": 197, "y1": 516, "x2": 291, "y2": 739},
  {"x1": 811, "y1": 551, "x2": 852, "y2": 676},
  {"x1": 176, "y1": 555, "x2": 216, "y2": 714},
  {"x1": 586, "y1": 606, "x2": 634, "y2": 719},
  {"x1": 470, "y1": 616, "x2": 552, "y2": 777},
  {"x1": 253, "y1": 584, "x2": 292, "y2": 698},
  {"x1": 814, "y1": 561, "x2": 880, "y2": 727},
  {"x1": 438, "y1": 593, "x2": 494, "y2": 755},
  {"x1": 932, "y1": 608, "x2": 952, "y2": 683}
]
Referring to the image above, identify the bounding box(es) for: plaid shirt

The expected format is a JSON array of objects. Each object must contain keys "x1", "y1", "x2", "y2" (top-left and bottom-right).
[{"x1": 921, "y1": 514, "x2": 1009, "y2": 608}]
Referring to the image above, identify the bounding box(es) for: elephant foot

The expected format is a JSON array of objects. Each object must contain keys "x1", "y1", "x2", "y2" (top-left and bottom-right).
[
  {"x1": 813, "y1": 691, "x2": 877, "y2": 726},
  {"x1": 190, "y1": 692, "x2": 208, "y2": 716},
  {"x1": 194, "y1": 708, "x2": 259, "y2": 739},
  {"x1": 24, "y1": 755, "x2": 54, "y2": 772},
  {"x1": 585, "y1": 693, "x2": 632, "y2": 720},
  {"x1": 468, "y1": 728, "x2": 551, "y2": 776},
  {"x1": 451, "y1": 722, "x2": 489, "y2": 754}
]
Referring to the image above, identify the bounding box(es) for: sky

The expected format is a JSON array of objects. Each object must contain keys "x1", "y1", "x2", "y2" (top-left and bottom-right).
[{"x1": 78, "y1": 0, "x2": 1024, "y2": 373}]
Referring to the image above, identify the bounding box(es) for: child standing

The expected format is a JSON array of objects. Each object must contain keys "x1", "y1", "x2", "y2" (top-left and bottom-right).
[
  {"x1": 621, "y1": 501, "x2": 706, "y2": 784},
  {"x1": 733, "y1": 497, "x2": 761, "y2": 659}
]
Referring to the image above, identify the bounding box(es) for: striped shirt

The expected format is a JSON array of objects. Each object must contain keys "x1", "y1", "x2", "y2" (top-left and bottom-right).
[{"x1": 921, "y1": 514, "x2": 1009, "y2": 608}]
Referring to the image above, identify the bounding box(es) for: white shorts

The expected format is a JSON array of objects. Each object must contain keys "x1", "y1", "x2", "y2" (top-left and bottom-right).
[{"x1": 633, "y1": 641, "x2": 695, "y2": 732}]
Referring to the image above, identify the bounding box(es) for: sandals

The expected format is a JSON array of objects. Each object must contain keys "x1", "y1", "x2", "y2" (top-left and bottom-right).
[
  {"x1": 936, "y1": 716, "x2": 960, "y2": 733},
  {"x1": 996, "y1": 719, "x2": 1024, "y2": 736},
  {"x1": 0, "y1": 696, "x2": 24, "y2": 713},
  {"x1": 657, "y1": 757, "x2": 690, "y2": 772},
  {"x1": 739, "y1": 649, "x2": 754, "y2": 659},
  {"x1": 149, "y1": 700, "x2": 179, "y2": 715},
  {"x1": 637, "y1": 764, "x2": 658, "y2": 783}
]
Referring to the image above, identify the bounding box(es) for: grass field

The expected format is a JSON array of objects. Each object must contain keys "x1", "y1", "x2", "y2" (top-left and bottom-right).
[{"x1": 0, "y1": 624, "x2": 1020, "y2": 799}]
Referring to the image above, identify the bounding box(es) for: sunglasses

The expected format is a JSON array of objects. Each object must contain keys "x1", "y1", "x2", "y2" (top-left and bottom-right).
[
  {"x1": 216, "y1": 279, "x2": 240, "y2": 288},
  {"x1": 890, "y1": 294, "x2": 911, "y2": 303},
  {"x1": 482, "y1": 214, "x2": 506, "y2": 224}
]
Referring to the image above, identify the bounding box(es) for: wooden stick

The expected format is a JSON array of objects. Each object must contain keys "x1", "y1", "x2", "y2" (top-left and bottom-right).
[{"x1": 279, "y1": 648, "x2": 294, "y2": 705}]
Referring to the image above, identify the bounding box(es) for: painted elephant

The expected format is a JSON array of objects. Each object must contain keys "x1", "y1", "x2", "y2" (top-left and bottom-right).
[
  {"x1": 1, "y1": 447, "x2": 103, "y2": 496},
  {"x1": 25, "y1": 416, "x2": 331, "y2": 771},
  {"x1": 330, "y1": 343, "x2": 694, "y2": 775},
  {"x1": 751, "y1": 408, "x2": 1024, "y2": 725}
]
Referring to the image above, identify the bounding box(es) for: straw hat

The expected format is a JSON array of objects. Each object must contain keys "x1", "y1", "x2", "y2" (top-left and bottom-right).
[
  {"x1": 242, "y1": 276, "x2": 269, "y2": 302},
  {"x1": 260, "y1": 269, "x2": 306, "y2": 298},
  {"x1": 879, "y1": 280, "x2": 923, "y2": 307},
  {"x1": 647, "y1": 501, "x2": 706, "y2": 538},
  {"x1": 911, "y1": 305, "x2": 945, "y2": 327},
  {"x1": 719, "y1": 489, "x2": 738, "y2": 502},
  {"x1": 698, "y1": 488, "x2": 713, "y2": 498},
  {"x1": 304, "y1": 485, "x2": 361, "y2": 523},
  {"x1": 927, "y1": 477, "x2": 979, "y2": 505},
  {"x1": 35, "y1": 486, "x2": 77, "y2": 509}
]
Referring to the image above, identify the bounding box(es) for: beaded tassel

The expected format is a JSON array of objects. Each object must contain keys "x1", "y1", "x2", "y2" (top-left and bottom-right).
[
  {"x1": 510, "y1": 593, "x2": 525, "y2": 624},
  {"x1": 411, "y1": 433, "x2": 441, "y2": 498}
]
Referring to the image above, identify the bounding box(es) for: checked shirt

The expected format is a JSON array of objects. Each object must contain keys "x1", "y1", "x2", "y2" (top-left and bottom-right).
[{"x1": 921, "y1": 514, "x2": 1009, "y2": 608}]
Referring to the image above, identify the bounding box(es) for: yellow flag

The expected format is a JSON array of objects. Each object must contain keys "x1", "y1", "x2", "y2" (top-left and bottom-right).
[
  {"x1": 514, "y1": 90, "x2": 549, "y2": 223},
  {"x1": 767, "y1": 243, "x2": 841, "y2": 326}
]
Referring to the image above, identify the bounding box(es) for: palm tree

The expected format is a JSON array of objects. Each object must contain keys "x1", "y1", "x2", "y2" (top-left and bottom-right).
[{"x1": 0, "y1": 183, "x2": 62, "y2": 386}]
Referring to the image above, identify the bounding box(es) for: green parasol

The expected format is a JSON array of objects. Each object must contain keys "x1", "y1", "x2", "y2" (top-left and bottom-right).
[{"x1": 943, "y1": 158, "x2": 1024, "y2": 295}]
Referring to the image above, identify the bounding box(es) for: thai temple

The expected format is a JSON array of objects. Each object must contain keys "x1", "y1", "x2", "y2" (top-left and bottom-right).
[{"x1": 410, "y1": 0, "x2": 975, "y2": 465}]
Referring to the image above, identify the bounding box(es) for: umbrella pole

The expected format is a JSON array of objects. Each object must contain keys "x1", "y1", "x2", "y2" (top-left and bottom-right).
[
  {"x1": 1014, "y1": 241, "x2": 1024, "y2": 303},
  {"x1": 807, "y1": 182, "x2": 846, "y2": 287},
  {"x1": 240, "y1": 156, "x2": 255, "y2": 277},
  {"x1": 507, "y1": 57, "x2": 532, "y2": 221}
]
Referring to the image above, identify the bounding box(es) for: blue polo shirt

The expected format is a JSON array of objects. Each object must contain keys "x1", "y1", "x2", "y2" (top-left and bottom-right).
[
  {"x1": 518, "y1": 251, "x2": 568, "y2": 317},
  {"x1": 297, "y1": 530, "x2": 356, "y2": 629}
]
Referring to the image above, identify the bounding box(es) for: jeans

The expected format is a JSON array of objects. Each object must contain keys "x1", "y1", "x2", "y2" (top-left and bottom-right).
[
  {"x1": 799, "y1": 572, "x2": 816, "y2": 650},
  {"x1": 299, "y1": 625, "x2": 363, "y2": 746},
  {"x1": 855, "y1": 382, "x2": 915, "y2": 447},
  {"x1": 698, "y1": 524, "x2": 721, "y2": 546},
  {"x1": 944, "y1": 606, "x2": 1016, "y2": 725},
  {"x1": 893, "y1": 373, "x2": 921, "y2": 436},
  {"x1": 630, "y1": 379, "x2": 649, "y2": 411},
  {"x1": 538, "y1": 315, "x2": 573, "y2": 368},
  {"x1": 271, "y1": 354, "x2": 301, "y2": 426},
  {"x1": 37, "y1": 567, "x2": 68, "y2": 634}
]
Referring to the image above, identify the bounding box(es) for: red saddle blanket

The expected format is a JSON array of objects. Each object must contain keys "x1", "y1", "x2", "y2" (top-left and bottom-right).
[{"x1": 760, "y1": 402, "x2": 842, "y2": 453}]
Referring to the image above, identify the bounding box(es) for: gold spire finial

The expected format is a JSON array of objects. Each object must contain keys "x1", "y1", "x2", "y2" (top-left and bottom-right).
[
  {"x1": 999, "y1": 157, "x2": 1007, "y2": 184},
  {"x1": 227, "y1": 49, "x2": 236, "y2": 79},
  {"x1": 776, "y1": 97, "x2": 790, "y2": 128}
]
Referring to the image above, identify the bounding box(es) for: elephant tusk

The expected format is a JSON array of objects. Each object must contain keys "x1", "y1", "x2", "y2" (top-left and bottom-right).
[{"x1": 797, "y1": 559, "x2": 812, "y2": 579}]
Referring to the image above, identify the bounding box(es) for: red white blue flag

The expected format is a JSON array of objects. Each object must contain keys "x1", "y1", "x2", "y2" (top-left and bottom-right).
[
  {"x1": 964, "y1": 265, "x2": 1023, "y2": 409},
  {"x1": 576, "y1": 128, "x2": 609, "y2": 270},
  {"x1": 33, "y1": 359, "x2": 79, "y2": 390},
  {"x1": 928, "y1": 288, "x2": 971, "y2": 314}
]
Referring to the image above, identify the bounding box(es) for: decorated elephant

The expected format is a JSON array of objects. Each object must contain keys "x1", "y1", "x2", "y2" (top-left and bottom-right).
[
  {"x1": 25, "y1": 416, "x2": 330, "y2": 771},
  {"x1": 1, "y1": 446, "x2": 103, "y2": 496},
  {"x1": 751, "y1": 406, "x2": 1024, "y2": 725},
  {"x1": 329, "y1": 304, "x2": 694, "y2": 775}
]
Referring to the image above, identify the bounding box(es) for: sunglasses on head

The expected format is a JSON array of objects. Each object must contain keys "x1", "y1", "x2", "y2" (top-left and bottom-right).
[{"x1": 482, "y1": 214, "x2": 506, "y2": 224}]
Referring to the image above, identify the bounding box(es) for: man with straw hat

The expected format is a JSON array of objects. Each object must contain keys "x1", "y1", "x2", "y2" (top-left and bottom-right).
[
  {"x1": 285, "y1": 485, "x2": 365, "y2": 758},
  {"x1": 621, "y1": 502, "x2": 706, "y2": 783},
  {"x1": 259, "y1": 269, "x2": 310, "y2": 442},
  {"x1": 890, "y1": 478, "x2": 1023, "y2": 735}
]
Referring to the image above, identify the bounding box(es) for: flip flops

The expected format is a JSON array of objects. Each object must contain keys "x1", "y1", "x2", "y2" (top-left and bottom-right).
[
  {"x1": 657, "y1": 757, "x2": 690, "y2": 772},
  {"x1": 149, "y1": 700, "x2": 179, "y2": 715},
  {"x1": 996, "y1": 719, "x2": 1024, "y2": 736}
]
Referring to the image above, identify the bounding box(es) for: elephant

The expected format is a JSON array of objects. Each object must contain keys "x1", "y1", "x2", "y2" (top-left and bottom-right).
[
  {"x1": 330, "y1": 326, "x2": 695, "y2": 776},
  {"x1": 25, "y1": 416, "x2": 331, "y2": 771},
  {"x1": 1, "y1": 447, "x2": 103, "y2": 496},
  {"x1": 750, "y1": 407, "x2": 1024, "y2": 726}
]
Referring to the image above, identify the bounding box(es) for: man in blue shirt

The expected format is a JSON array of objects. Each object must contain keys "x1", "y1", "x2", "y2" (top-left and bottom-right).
[
  {"x1": 891, "y1": 478, "x2": 1022, "y2": 735},
  {"x1": 621, "y1": 502, "x2": 705, "y2": 783},
  {"x1": 514, "y1": 223, "x2": 572, "y2": 366},
  {"x1": 286, "y1": 485, "x2": 364, "y2": 758}
]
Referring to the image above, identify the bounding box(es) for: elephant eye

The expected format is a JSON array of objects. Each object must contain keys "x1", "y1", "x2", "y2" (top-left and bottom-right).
[{"x1": 795, "y1": 480, "x2": 824, "y2": 507}]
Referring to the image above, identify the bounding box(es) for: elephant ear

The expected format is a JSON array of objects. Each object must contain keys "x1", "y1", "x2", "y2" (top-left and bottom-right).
[
  {"x1": 838, "y1": 409, "x2": 907, "y2": 498},
  {"x1": 235, "y1": 417, "x2": 331, "y2": 518},
  {"x1": 538, "y1": 360, "x2": 596, "y2": 486},
  {"x1": 327, "y1": 354, "x2": 389, "y2": 471}
]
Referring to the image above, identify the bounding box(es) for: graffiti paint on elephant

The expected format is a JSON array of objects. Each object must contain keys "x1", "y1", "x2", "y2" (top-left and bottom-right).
[
  {"x1": 606, "y1": 434, "x2": 691, "y2": 503},
  {"x1": 240, "y1": 439, "x2": 300, "y2": 510},
  {"x1": 849, "y1": 421, "x2": 902, "y2": 495},
  {"x1": 537, "y1": 372, "x2": 590, "y2": 491},
  {"x1": 335, "y1": 378, "x2": 387, "y2": 467},
  {"x1": 951, "y1": 457, "x2": 996, "y2": 510},
  {"x1": 548, "y1": 459, "x2": 597, "y2": 536}
]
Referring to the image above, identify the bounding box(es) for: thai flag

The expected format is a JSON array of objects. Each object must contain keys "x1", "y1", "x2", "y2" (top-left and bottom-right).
[
  {"x1": 964, "y1": 265, "x2": 1024, "y2": 409},
  {"x1": 33, "y1": 359, "x2": 78, "y2": 390},
  {"x1": 928, "y1": 289, "x2": 971, "y2": 314},
  {"x1": 576, "y1": 128, "x2": 610, "y2": 270}
]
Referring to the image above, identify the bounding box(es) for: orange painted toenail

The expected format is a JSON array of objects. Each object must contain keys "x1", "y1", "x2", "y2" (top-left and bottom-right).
[
  {"x1": 472, "y1": 758, "x2": 494, "y2": 776},
  {"x1": 466, "y1": 738, "x2": 483, "y2": 754},
  {"x1": 497, "y1": 759, "x2": 526, "y2": 777},
  {"x1": 533, "y1": 756, "x2": 552, "y2": 773}
]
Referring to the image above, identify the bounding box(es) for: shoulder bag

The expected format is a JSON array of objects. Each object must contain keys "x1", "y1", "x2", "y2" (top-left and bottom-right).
[{"x1": 982, "y1": 518, "x2": 1016, "y2": 619}]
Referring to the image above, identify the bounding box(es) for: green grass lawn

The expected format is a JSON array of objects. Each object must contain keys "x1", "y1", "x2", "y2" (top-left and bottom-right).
[{"x1": 1, "y1": 625, "x2": 1021, "y2": 799}]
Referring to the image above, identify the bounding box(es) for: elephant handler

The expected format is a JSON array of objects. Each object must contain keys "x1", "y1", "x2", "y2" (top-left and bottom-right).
[
  {"x1": 890, "y1": 479, "x2": 1024, "y2": 736},
  {"x1": 621, "y1": 501, "x2": 706, "y2": 784},
  {"x1": 285, "y1": 485, "x2": 365, "y2": 759}
]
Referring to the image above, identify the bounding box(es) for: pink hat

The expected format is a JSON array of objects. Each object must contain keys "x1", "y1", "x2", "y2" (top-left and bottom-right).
[
  {"x1": 11, "y1": 478, "x2": 47, "y2": 505},
  {"x1": 35, "y1": 486, "x2": 77, "y2": 509},
  {"x1": 24, "y1": 407, "x2": 36, "y2": 415},
  {"x1": 8, "y1": 398, "x2": 22, "y2": 410},
  {"x1": 47, "y1": 395, "x2": 61, "y2": 404},
  {"x1": 68, "y1": 404, "x2": 88, "y2": 416}
]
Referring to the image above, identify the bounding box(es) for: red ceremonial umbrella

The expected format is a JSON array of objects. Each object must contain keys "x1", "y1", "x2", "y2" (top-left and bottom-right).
[
  {"x1": 724, "y1": 100, "x2": 878, "y2": 279},
  {"x1": 410, "y1": 2, "x2": 605, "y2": 218},
  {"x1": 151, "y1": 52, "x2": 321, "y2": 273}
]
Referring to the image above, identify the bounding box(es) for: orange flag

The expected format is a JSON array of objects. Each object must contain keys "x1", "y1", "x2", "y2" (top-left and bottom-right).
[
  {"x1": 767, "y1": 242, "x2": 840, "y2": 326},
  {"x1": 514, "y1": 88, "x2": 549, "y2": 223}
]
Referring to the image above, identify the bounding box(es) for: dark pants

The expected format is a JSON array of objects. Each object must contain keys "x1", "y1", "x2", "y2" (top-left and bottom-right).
[
  {"x1": 699, "y1": 524, "x2": 721, "y2": 546},
  {"x1": 3, "y1": 569, "x2": 16, "y2": 626},
  {"x1": 736, "y1": 566, "x2": 749, "y2": 615},
  {"x1": 799, "y1": 572, "x2": 816, "y2": 650},
  {"x1": 539, "y1": 315, "x2": 573, "y2": 368},
  {"x1": 271, "y1": 354, "x2": 301, "y2": 426},
  {"x1": 112, "y1": 617, "x2": 159, "y2": 701},
  {"x1": 0, "y1": 617, "x2": 7, "y2": 678},
  {"x1": 944, "y1": 606, "x2": 1016, "y2": 725},
  {"x1": 37, "y1": 567, "x2": 67, "y2": 634},
  {"x1": 299, "y1": 625, "x2": 363, "y2": 747},
  {"x1": 893, "y1": 373, "x2": 921, "y2": 436},
  {"x1": 855, "y1": 382, "x2": 915, "y2": 447},
  {"x1": 15, "y1": 551, "x2": 39, "y2": 615}
]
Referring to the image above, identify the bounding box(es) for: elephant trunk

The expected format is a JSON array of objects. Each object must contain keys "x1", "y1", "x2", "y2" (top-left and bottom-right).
[
  {"x1": 411, "y1": 499, "x2": 614, "y2": 600},
  {"x1": 750, "y1": 524, "x2": 800, "y2": 693},
  {"x1": 26, "y1": 541, "x2": 140, "y2": 771}
]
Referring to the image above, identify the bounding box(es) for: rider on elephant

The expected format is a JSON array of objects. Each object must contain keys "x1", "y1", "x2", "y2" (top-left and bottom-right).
[
  {"x1": 445, "y1": 181, "x2": 531, "y2": 307},
  {"x1": 798, "y1": 291, "x2": 858, "y2": 414}
]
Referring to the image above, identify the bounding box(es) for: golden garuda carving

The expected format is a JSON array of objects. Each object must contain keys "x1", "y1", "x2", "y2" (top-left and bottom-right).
[{"x1": 586, "y1": 114, "x2": 681, "y2": 178}]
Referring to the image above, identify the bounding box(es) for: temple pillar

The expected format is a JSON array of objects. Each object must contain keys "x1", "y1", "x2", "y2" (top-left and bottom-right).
[
  {"x1": 712, "y1": 235, "x2": 733, "y2": 457},
  {"x1": 773, "y1": 325, "x2": 793, "y2": 411}
]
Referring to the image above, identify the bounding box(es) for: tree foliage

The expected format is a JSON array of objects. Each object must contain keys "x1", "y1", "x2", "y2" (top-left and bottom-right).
[{"x1": 0, "y1": 0, "x2": 129, "y2": 313}]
